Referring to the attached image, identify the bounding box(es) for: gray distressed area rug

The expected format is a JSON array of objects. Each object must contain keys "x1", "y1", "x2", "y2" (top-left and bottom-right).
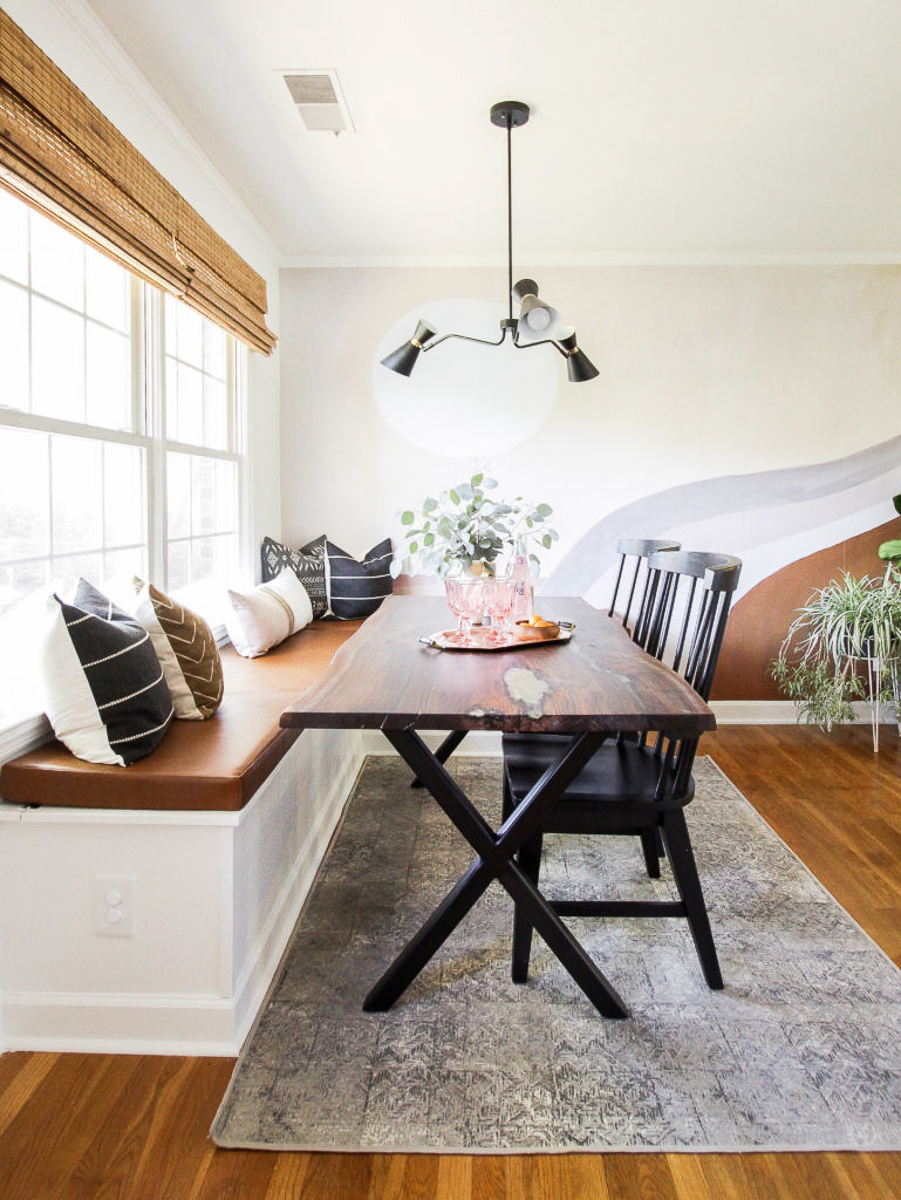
[{"x1": 212, "y1": 755, "x2": 901, "y2": 1153}]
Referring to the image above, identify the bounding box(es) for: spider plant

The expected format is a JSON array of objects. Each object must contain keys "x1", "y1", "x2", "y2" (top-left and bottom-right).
[{"x1": 772, "y1": 567, "x2": 901, "y2": 747}]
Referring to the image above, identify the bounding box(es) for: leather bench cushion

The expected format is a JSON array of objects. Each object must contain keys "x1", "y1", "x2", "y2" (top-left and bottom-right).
[{"x1": 0, "y1": 620, "x2": 363, "y2": 812}]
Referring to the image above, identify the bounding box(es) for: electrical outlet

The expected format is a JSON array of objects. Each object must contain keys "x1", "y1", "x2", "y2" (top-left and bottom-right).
[{"x1": 93, "y1": 875, "x2": 136, "y2": 937}]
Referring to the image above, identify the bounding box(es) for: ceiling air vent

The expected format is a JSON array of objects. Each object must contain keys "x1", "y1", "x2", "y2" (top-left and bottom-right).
[{"x1": 280, "y1": 70, "x2": 354, "y2": 134}]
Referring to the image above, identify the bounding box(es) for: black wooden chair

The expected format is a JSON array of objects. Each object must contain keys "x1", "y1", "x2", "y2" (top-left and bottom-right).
[
  {"x1": 504, "y1": 536, "x2": 682, "y2": 872},
  {"x1": 502, "y1": 550, "x2": 742, "y2": 992},
  {"x1": 608, "y1": 537, "x2": 681, "y2": 627}
]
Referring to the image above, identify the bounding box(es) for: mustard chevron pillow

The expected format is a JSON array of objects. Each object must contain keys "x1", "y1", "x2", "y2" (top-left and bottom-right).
[{"x1": 132, "y1": 579, "x2": 223, "y2": 720}]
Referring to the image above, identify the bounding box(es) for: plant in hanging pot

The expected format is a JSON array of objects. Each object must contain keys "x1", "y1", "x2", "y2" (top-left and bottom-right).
[
  {"x1": 771, "y1": 567, "x2": 901, "y2": 750},
  {"x1": 390, "y1": 473, "x2": 558, "y2": 580}
]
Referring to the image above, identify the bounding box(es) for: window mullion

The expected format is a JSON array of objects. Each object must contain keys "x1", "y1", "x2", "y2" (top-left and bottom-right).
[
  {"x1": 235, "y1": 343, "x2": 251, "y2": 583},
  {"x1": 144, "y1": 286, "x2": 167, "y2": 589}
]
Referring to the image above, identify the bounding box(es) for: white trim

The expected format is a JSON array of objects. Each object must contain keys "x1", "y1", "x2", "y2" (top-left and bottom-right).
[
  {"x1": 0, "y1": 990, "x2": 241, "y2": 1056},
  {"x1": 0, "y1": 713, "x2": 52, "y2": 765},
  {"x1": 360, "y1": 704, "x2": 887, "y2": 746},
  {"x1": 711, "y1": 700, "x2": 801, "y2": 724},
  {"x1": 711, "y1": 699, "x2": 884, "y2": 725},
  {"x1": 0, "y1": 803, "x2": 243, "y2": 827},
  {"x1": 282, "y1": 249, "x2": 901, "y2": 270}
]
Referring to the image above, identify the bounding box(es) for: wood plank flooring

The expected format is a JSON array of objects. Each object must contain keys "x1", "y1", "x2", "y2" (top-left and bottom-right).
[{"x1": 2, "y1": 725, "x2": 901, "y2": 1199}]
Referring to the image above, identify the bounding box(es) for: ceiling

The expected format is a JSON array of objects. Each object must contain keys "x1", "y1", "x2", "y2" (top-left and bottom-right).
[{"x1": 84, "y1": 0, "x2": 901, "y2": 264}]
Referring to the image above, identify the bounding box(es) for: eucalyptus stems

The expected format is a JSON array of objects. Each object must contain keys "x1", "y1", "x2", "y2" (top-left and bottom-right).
[{"x1": 390, "y1": 473, "x2": 558, "y2": 579}]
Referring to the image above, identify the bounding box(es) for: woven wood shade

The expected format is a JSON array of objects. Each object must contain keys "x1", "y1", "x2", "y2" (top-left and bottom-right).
[{"x1": 0, "y1": 10, "x2": 276, "y2": 354}]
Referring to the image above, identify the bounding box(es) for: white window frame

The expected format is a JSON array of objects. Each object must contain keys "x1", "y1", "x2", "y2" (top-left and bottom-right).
[{"x1": 0, "y1": 201, "x2": 249, "y2": 758}]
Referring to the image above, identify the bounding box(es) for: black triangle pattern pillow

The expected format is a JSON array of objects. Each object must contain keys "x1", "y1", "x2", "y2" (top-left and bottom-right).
[{"x1": 261, "y1": 534, "x2": 328, "y2": 618}]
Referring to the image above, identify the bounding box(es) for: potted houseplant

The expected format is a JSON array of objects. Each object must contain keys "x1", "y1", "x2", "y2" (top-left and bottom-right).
[
  {"x1": 390, "y1": 473, "x2": 558, "y2": 579},
  {"x1": 772, "y1": 566, "x2": 901, "y2": 751}
]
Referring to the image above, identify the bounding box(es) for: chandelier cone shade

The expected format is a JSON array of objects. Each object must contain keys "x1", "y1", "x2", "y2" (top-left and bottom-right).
[
  {"x1": 380, "y1": 102, "x2": 598, "y2": 384},
  {"x1": 379, "y1": 320, "x2": 438, "y2": 377}
]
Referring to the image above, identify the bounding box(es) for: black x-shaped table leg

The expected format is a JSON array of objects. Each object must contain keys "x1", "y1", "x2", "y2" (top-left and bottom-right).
[{"x1": 363, "y1": 728, "x2": 629, "y2": 1019}]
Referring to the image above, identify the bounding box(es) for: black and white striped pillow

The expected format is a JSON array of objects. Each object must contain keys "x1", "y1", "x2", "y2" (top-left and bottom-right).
[
  {"x1": 325, "y1": 538, "x2": 393, "y2": 620},
  {"x1": 42, "y1": 579, "x2": 174, "y2": 766}
]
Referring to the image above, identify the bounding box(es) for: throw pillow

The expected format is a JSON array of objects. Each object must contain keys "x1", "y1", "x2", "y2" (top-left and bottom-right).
[
  {"x1": 42, "y1": 579, "x2": 174, "y2": 766},
  {"x1": 132, "y1": 579, "x2": 223, "y2": 720},
  {"x1": 260, "y1": 534, "x2": 329, "y2": 618},
  {"x1": 226, "y1": 567, "x2": 313, "y2": 658},
  {"x1": 325, "y1": 538, "x2": 393, "y2": 620}
]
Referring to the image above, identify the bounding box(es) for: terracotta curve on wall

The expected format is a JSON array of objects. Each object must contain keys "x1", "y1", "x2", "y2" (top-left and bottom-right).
[{"x1": 712, "y1": 519, "x2": 898, "y2": 701}]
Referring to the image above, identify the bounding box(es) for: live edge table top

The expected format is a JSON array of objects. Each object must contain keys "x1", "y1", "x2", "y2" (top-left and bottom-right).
[{"x1": 280, "y1": 595, "x2": 715, "y2": 738}]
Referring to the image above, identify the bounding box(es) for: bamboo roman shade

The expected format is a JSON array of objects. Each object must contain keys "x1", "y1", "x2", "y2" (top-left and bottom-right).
[{"x1": 0, "y1": 10, "x2": 276, "y2": 354}]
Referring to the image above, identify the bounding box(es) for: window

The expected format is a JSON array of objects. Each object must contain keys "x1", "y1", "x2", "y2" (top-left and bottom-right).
[{"x1": 0, "y1": 190, "x2": 246, "y2": 722}]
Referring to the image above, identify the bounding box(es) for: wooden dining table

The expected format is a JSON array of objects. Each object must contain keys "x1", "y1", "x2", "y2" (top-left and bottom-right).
[{"x1": 281, "y1": 593, "x2": 716, "y2": 1019}]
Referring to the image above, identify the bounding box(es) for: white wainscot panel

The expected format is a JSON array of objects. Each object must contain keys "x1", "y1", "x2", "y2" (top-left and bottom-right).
[{"x1": 0, "y1": 728, "x2": 364, "y2": 1055}]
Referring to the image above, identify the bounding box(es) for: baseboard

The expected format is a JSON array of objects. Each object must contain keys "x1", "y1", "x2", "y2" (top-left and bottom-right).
[
  {"x1": 362, "y1": 703, "x2": 886, "y2": 739},
  {"x1": 0, "y1": 991, "x2": 241, "y2": 1056},
  {"x1": 363, "y1": 709, "x2": 802, "y2": 756},
  {"x1": 711, "y1": 700, "x2": 801, "y2": 723},
  {"x1": 712, "y1": 699, "x2": 889, "y2": 725}
]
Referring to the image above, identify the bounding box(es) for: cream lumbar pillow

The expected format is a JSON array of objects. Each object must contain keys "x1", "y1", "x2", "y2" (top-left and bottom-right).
[
  {"x1": 225, "y1": 567, "x2": 313, "y2": 658},
  {"x1": 132, "y1": 579, "x2": 223, "y2": 720}
]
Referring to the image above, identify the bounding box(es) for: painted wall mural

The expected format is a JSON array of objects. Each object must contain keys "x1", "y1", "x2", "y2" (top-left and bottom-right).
[
  {"x1": 544, "y1": 435, "x2": 901, "y2": 700},
  {"x1": 279, "y1": 264, "x2": 901, "y2": 709}
]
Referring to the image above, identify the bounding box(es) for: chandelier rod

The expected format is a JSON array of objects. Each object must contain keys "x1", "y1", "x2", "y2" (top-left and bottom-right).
[{"x1": 506, "y1": 114, "x2": 513, "y2": 323}]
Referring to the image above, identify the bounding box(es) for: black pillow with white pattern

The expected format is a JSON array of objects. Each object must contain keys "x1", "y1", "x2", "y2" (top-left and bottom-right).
[
  {"x1": 325, "y1": 538, "x2": 394, "y2": 620},
  {"x1": 42, "y1": 579, "x2": 174, "y2": 766},
  {"x1": 261, "y1": 534, "x2": 329, "y2": 618}
]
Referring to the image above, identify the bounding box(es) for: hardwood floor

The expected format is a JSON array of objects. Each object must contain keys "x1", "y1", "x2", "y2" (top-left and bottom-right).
[{"x1": 2, "y1": 725, "x2": 901, "y2": 1199}]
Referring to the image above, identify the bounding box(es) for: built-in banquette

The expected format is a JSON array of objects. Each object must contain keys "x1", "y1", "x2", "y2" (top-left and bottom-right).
[{"x1": 0, "y1": 621, "x2": 365, "y2": 1056}]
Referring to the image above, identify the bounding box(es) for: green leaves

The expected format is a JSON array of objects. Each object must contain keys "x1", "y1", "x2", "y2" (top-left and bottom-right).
[
  {"x1": 391, "y1": 475, "x2": 559, "y2": 580},
  {"x1": 772, "y1": 569, "x2": 901, "y2": 736},
  {"x1": 876, "y1": 494, "x2": 901, "y2": 564}
]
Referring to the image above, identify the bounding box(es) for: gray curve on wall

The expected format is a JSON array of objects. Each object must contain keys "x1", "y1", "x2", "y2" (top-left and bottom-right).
[{"x1": 543, "y1": 434, "x2": 901, "y2": 597}]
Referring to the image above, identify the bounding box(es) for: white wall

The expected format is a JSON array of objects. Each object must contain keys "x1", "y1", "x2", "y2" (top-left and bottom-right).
[{"x1": 278, "y1": 264, "x2": 901, "y2": 573}]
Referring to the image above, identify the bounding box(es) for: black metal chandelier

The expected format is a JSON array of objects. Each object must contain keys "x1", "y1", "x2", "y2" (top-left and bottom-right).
[{"x1": 380, "y1": 100, "x2": 599, "y2": 384}]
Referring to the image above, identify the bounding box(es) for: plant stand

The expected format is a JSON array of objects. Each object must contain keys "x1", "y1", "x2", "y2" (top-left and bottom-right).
[{"x1": 863, "y1": 655, "x2": 901, "y2": 752}]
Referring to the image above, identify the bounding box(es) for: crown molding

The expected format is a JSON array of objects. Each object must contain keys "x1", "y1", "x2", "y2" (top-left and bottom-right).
[{"x1": 281, "y1": 248, "x2": 901, "y2": 270}]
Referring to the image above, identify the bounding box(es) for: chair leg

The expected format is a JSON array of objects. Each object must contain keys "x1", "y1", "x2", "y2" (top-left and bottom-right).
[
  {"x1": 502, "y1": 766, "x2": 517, "y2": 822},
  {"x1": 639, "y1": 828, "x2": 661, "y2": 878},
  {"x1": 661, "y1": 809, "x2": 724, "y2": 990},
  {"x1": 511, "y1": 830, "x2": 543, "y2": 983}
]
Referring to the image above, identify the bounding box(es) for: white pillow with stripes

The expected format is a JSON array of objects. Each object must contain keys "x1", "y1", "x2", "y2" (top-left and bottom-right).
[
  {"x1": 42, "y1": 580, "x2": 174, "y2": 766},
  {"x1": 225, "y1": 567, "x2": 313, "y2": 658}
]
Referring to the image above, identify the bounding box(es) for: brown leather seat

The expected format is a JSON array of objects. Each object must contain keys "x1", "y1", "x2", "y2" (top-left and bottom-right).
[{"x1": 0, "y1": 621, "x2": 363, "y2": 812}]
